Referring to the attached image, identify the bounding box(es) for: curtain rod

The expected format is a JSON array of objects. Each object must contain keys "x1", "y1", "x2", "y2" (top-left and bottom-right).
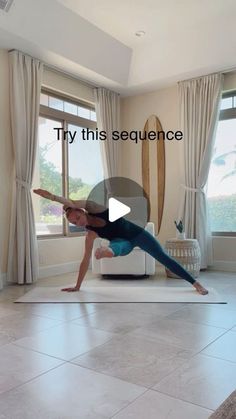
[
  {"x1": 43, "y1": 64, "x2": 100, "y2": 90},
  {"x1": 178, "y1": 65, "x2": 236, "y2": 84},
  {"x1": 8, "y1": 48, "x2": 100, "y2": 90}
]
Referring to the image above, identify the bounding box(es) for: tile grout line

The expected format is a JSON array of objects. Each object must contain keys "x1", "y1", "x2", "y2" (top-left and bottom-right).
[
  {"x1": 150, "y1": 387, "x2": 215, "y2": 413},
  {"x1": 109, "y1": 388, "x2": 150, "y2": 419},
  {"x1": 0, "y1": 361, "x2": 67, "y2": 398},
  {"x1": 197, "y1": 352, "x2": 236, "y2": 365},
  {"x1": 195, "y1": 328, "x2": 232, "y2": 354},
  {"x1": 0, "y1": 360, "x2": 149, "y2": 406}
]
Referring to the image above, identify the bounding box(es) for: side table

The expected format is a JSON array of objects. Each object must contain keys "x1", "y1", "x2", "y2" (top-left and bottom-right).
[{"x1": 165, "y1": 238, "x2": 201, "y2": 279}]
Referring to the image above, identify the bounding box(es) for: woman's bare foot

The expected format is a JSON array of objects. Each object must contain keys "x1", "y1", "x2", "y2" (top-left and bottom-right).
[
  {"x1": 95, "y1": 246, "x2": 114, "y2": 259},
  {"x1": 193, "y1": 281, "x2": 209, "y2": 295}
]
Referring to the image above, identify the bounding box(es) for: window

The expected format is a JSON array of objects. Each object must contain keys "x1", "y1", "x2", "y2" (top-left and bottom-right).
[
  {"x1": 40, "y1": 93, "x2": 97, "y2": 121},
  {"x1": 32, "y1": 90, "x2": 103, "y2": 237},
  {"x1": 206, "y1": 91, "x2": 236, "y2": 235}
]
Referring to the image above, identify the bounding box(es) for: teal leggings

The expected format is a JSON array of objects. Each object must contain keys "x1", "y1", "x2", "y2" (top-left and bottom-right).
[{"x1": 109, "y1": 230, "x2": 196, "y2": 285}]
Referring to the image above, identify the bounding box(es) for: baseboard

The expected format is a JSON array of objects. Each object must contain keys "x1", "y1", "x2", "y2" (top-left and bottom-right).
[
  {"x1": 155, "y1": 260, "x2": 236, "y2": 274},
  {"x1": 102, "y1": 274, "x2": 149, "y2": 279},
  {"x1": 39, "y1": 261, "x2": 82, "y2": 279},
  {"x1": 156, "y1": 259, "x2": 236, "y2": 273},
  {"x1": 1, "y1": 259, "x2": 235, "y2": 287},
  {"x1": 209, "y1": 260, "x2": 236, "y2": 272},
  {"x1": 0, "y1": 263, "x2": 83, "y2": 288}
]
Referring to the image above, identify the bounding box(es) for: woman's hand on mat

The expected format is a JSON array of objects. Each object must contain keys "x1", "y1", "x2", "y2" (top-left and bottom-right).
[
  {"x1": 33, "y1": 189, "x2": 55, "y2": 201},
  {"x1": 61, "y1": 286, "x2": 80, "y2": 292}
]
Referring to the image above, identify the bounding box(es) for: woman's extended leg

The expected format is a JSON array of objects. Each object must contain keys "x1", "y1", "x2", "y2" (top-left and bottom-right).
[
  {"x1": 95, "y1": 238, "x2": 134, "y2": 259},
  {"x1": 133, "y1": 230, "x2": 208, "y2": 295}
]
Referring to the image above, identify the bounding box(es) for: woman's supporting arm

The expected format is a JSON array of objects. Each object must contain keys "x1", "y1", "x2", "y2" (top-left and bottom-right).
[{"x1": 61, "y1": 230, "x2": 97, "y2": 292}]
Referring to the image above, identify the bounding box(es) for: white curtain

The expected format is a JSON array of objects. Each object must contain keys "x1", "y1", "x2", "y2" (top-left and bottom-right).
[
  {"x1": 0, "y1": 241, "x2": 2, "y2": 290},
  {"x1": 178, "y1": 73, "x2": 224, "y2": 268},
  {"x1": 7, "y1": 50, "x2": 43, "y2": 284},
  {"x1": 93, "y1": 87, "x2": 120, "y2": 178}
]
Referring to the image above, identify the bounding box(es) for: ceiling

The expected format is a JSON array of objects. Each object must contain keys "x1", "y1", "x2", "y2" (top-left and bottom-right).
[{"x1": 0, "y1": 0, "x2": 236, "y2": 96}]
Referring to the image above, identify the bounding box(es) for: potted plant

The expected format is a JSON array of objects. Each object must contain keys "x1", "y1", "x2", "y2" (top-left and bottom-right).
[{"x1": 174, "y1": 219, "x2": 186, "y2": 240}]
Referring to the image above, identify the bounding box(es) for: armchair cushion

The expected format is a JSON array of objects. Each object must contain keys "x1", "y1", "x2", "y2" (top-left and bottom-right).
[{"x1": 92, "y1": 222, "x2": 156, "y2": 276}]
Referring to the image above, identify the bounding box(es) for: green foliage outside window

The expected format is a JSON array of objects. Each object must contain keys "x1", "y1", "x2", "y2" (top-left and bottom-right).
[
  {"x1": 208, "y1": 194, "x2": 236, "y2": 231},
  {"x1": 39, "y1": 146, "x2": 92, "y2": 223}
]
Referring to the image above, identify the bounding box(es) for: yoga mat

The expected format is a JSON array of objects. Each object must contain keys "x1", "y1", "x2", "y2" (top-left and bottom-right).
[{"x1": 15, "y1": 286, "x2": 226, "y2": 304}]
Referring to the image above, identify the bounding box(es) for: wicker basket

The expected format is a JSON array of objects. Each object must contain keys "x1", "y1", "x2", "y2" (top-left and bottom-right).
[{"x1": 165, "y1": 238, "x2": 201, "y2": 279}]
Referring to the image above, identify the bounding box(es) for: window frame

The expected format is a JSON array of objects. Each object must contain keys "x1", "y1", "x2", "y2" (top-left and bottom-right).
[
  {"x1": 210, "y1": 90, "x2": 236, "y2": 237},
  {"x1": 36, "y1": 89, "x2": 97, "y2": 239}
]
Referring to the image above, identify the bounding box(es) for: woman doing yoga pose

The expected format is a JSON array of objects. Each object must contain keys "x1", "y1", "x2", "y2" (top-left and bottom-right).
[{"x1": 34, "y1": 189, "x2": 208, "y2": 295}]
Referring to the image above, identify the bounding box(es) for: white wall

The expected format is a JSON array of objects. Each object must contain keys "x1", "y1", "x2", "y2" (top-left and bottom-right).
[
  {"x1": 0, "y1": 0, "x2": 132, "y2": 86},
  {"x1": 38, "y1": 236, "x2": 86, "y2": 278},
  {"x1": 121, "y1": 73, "x2": 236, "y2": 271}
]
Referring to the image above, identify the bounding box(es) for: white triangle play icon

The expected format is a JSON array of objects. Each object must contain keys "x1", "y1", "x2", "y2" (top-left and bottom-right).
[{"x1": 108, "y1": 197, "x2": 131, "y2": 222}]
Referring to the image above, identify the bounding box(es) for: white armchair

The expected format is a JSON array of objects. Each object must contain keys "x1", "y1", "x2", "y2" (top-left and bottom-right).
[{"x1": 92, "y1": 222, "x2": 156, "y2": 278}]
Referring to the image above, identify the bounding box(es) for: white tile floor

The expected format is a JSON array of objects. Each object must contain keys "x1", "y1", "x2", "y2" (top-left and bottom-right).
[{"x1": 0, "y1": 269, "x2": 235, "y2": 418}]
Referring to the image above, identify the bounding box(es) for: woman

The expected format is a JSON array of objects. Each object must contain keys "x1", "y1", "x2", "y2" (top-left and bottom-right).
[{"x1": 33, "y1": 189, "x2": 208, "y2": 295}]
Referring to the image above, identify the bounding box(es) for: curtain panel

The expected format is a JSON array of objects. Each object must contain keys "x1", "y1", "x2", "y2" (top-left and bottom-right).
[
  {"x1": 7, "y1": 50, "x2": 43, "y2": 284},
  {"x1": 178, "y1": 73, "x2": 224, "y2": 268},
  {"x1": 93, "y1": 87, "x2": 120, "y2": 179}
]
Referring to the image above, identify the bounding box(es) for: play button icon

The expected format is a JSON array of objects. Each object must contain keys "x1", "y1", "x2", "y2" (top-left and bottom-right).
[
  {"x1": 86, "y1": 176, "x2": 150, "y2": 239},
  {"x1": 108, "y1": 197, "x2": 131, "y2": 222}
]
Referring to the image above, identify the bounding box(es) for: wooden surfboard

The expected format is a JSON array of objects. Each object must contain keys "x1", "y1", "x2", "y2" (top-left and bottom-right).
[{"x1": 142, "y1": 115, "x2": 165, "y2": 234}]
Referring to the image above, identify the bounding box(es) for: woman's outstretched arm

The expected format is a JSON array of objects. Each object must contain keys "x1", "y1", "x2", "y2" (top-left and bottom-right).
[{"x1": 33, "y1": 188, "x2": 106, "y2": 212}]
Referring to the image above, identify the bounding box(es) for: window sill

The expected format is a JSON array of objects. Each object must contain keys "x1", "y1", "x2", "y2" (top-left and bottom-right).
[
  {"x1": 37, "y1": 233, "x2": 86, "y2": 240},
  {"x1": 212, "y1": 232, "x2": 236, "y2": 237}
]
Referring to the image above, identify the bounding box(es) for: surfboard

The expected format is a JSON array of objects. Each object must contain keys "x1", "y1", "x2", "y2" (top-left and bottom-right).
[{"x1": 142, "y1": 115, "x2": 165, "y2": 234}]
